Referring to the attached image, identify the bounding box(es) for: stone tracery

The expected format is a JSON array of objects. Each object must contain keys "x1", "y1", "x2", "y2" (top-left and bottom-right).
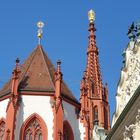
[
  {"x1": 20, "y1": 113, "x2": 47, "y2": 140},
  {"x1": 0, "y1": 119, "x2": 5, "y2": 140}
]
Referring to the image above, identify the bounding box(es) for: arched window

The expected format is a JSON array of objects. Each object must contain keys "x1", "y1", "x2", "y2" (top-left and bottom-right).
[
  {"x1": 93, "y1": 106, "x2": 98, "y2": 125},
  {"x1": 0, "y1": 118, "x2": 6, "y2": 140},
  {"x1": 20, "y1": 113, "x2": 47, "y2": 140},
  {"x1": 104, "y1": 107, "x2": 108, "y2": 129},
  {"x1": 63, "y1": 121, "x2": 74, "y2": 140},
  {"x1": 93, "y1": 106, "x2": 98, "y2": 120}
]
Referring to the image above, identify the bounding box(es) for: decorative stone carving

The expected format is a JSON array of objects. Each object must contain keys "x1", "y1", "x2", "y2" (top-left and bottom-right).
[
  {"x1": 0, "y1": 121, "x2": 5, "y2": 140},
  {"x1": 112, "y1": 39, "x2": 140, "y2": 126},
  {"x1": 123, "y1": 109, "x2": 140, "y2": 140},
  {"x1": 123, "y1": 124, "x2": 136, "y2": 140},
  {"x1": 136, "y1": 109, "x2": 140, "y2": 127}
]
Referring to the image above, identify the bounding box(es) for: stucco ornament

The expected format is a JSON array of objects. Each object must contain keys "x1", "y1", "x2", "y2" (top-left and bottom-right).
[
  {"x1": 136, "y1": 109, "x2": 140, "y2": 127},
  {"x1": 123, "y1": 124, "x2": 136, "y2": 140},
  {"x1": 112, "y1": 39, "x2": 140, "y2": 126},
  {"x1": 123, "y1": 109, "x2": 140, "y2": 140}
]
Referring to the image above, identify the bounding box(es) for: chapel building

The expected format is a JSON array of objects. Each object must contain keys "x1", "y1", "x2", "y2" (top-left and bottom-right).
[{"x1": 0, "y1": 10, "x2": 110, "y2": 140}]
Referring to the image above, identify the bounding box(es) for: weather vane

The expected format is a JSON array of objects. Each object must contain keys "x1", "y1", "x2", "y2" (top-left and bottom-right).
[
  {"x1": 37, "y1": 21, "x2": 44, "y2": 45},
  {"x1": 88, "y1": 9, "x2": 95, "y2": 23}
]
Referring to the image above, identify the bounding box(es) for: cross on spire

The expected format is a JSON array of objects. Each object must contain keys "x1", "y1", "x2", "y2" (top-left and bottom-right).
[{"x1": 37, "y1": 21, "x2": 44, "y2": 45}]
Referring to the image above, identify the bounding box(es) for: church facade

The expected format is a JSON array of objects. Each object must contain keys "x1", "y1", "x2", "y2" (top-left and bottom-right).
[{"x1": 0, "y1": 10, "x2": 110, "y2": 140}]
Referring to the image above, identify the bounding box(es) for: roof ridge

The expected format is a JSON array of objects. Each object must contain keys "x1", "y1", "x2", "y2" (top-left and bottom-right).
[
  {"x1": 19, "y1": 46, "x2": 39, "y2": 84},
  {"x1": 38, "y1": 45, "x2": 55, "y2": 89}
]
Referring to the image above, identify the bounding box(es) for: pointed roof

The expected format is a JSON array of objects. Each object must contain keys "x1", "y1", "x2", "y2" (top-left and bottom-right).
[{"x1": 0, "y1": 45, "x2": 78, "y2": 103}]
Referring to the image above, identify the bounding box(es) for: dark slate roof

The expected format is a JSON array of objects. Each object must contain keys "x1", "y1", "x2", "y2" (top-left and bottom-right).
[{"x1": 0, "y1": 45, "x2": 78, "y2": 103}]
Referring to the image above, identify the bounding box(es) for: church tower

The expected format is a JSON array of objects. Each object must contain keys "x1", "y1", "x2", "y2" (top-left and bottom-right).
[{"x1": 80, "y1": 10, "x2": 110, "y2": 139}]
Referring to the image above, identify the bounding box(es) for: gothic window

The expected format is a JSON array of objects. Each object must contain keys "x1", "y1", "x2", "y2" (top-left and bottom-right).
[
  {"x1": 104, "y1": 107, "x2": 108, "y2": 129},
  {"x1": 20, "y1": 113, "x2": 47, "y2": 140},
  {"x1": 0, "y1": 118, "x2": 5, "y2": 140},
  {"x1": 63, "y1": 121, "x2": 74, "y2": 140},
  {"x1": 24, "y1": 129, "x2": 32, "y2": 140},
  {"x1": 35, "y1": 130, "x2": 42, "y2": 140},
  {"x1": 23, "y1": 118, "x2": 43, "y2": 140},
  {"x1": 93, "y1": 106, "x2": 98, "y2": 125}
]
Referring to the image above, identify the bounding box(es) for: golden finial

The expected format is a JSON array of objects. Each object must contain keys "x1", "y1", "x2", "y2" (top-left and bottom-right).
[
  {"x1": 88, "y1": 9, "x2": 95, "y2": 23},
  {"x1": 37, "y1": 21, "x2": 44, "y2": 44}
]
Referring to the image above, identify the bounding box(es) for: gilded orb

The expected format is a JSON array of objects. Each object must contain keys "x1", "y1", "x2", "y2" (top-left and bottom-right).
[{"x1": 37, "y1": 21, "x2": 44, "y2": 29}]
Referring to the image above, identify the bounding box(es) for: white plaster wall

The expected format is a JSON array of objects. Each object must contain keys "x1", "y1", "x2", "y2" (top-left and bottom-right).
[
  {"x1": 79, "y1": 120, "x2": 86, "y2": 140},
  {"x1": 0, "y1": 99, "x2": 9, "y2": 119},
  {"x1": 63, "y1": 101, "x2": 85, "y2": 140},
  {"x1": 15, "y1": 95, "x2": 54, "y2": 140}
]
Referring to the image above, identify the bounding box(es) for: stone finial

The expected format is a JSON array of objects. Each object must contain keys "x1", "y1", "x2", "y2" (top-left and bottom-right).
[
  {"x1": 57, "y1": 60, "x2": 61, "y2": 73},
  {"x1": 55, "y1": 60, "x2": 62, "y2": 82},
  {"x1": 15, "y1": 58, "x2": 20, "y2": 70},
  {"x1": 136, "y1": 21, "x2": 140, "y2": 37},
  {"x1": 127, "y1": 22, "x2": 135, "y2": 41},
  {"x1": 12, "y1": 58, "x2": 21, "y2": 75}
]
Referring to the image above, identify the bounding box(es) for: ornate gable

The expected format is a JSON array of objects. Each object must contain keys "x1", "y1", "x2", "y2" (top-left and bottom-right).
[{"x1": 112, "y1": 25, "x2": 140, "y2": 126}]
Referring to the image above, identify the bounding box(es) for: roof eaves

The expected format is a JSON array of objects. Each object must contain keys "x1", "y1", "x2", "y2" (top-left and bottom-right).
[
  {"x1": 19, "y1": 89, "x2": 55, "y2": 93},
  {"x1": 0, "y1": 90, "x2": 11, "y2": 98}
]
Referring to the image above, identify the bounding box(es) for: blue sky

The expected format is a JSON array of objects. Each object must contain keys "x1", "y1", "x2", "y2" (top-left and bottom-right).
[{"x1": 0, "y1": 1, "x2": 139, "y2": 122}]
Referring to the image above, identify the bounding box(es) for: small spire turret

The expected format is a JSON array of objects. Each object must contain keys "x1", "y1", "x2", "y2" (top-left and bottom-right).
[
  {"x1": 12, "y1": 58, "x2": 21, "y2": 79},
  {"x1": 15, "y1": 58, "x2": 20, "y2": 71},
  {"x1": 57, "y1": 60, "x2": 61, "y2": 74},
  {"x1": 55, "y1": 60, "x2": 63, "y2": 99}
]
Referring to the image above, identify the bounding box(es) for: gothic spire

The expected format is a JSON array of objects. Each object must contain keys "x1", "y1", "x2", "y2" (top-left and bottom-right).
[
  {"x1": 85, "y1": 10, "x2": 102, "y2": 96},
  {"x1": 80, "y1": 10, "x2": 110, "y2": 139}
]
